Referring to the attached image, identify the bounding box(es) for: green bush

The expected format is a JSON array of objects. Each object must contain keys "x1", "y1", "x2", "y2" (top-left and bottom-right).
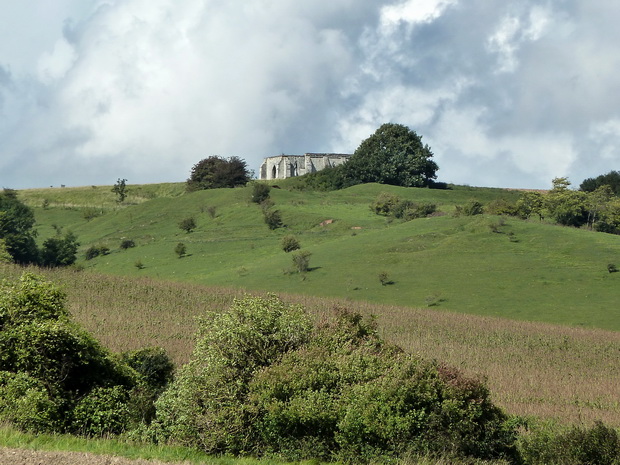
[
  {"x1": 251, "y1": 182, "x2": 271, "y2": 204},
  {"x1": 153, "y1": 294, "x2": 312, "y2": 452},
  {"x1": 371, "y1": 192, "x2": 401, "y2": 216},
  {"x1": 281, "y1": 235, "x2": 301, "y2": 253},
  {"x1": 519, "y1": 421, "x2": 620, "y2": 465},
  {"x1": 174, "y1": 242, "x2": 187, "y2": 258},
  {"x1": 178, "y1": 217, "x2": 197, "y2": 233},
  {"x1": 120, "y1": 239, "x2": 136, "y2": 250},
  {"x1": 154, "y1": 298, "x2": 518, "y2": 463},
  {"x1": 393, "y1": 200, "x2": 437, "y2": 220},
  {"x1": 0, "y1": 273, "x2": 141, "y2": 435},
  {"x1": 0, "y1": 371, "x2": 59, "y2": 433},
  {"x1": 263, "y1": 208, "x2": 283, "y2": 230},
  {"x1": 72, "y1": 386, "x2": 131, "y2": 436},
  {"x1": 121, "y1": 347, "x2": 174, "y2": 393},
  {"x1": 85, "y1": 245, "x2": 110, "y2": 260},
  {"x1": 455, "y1": 200, "x2": 484, "y2": 217},
  {"x1": 292, "y1": 250, "x2": 312, "y2": 273}
]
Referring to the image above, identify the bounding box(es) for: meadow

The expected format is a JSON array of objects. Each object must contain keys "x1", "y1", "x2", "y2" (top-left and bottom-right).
[{"x1": 17, "y1": 182, "x2": 620, "y2": 331}]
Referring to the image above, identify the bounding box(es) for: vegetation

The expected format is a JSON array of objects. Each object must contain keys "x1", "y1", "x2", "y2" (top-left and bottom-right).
[
  {"x1": 580, "y1": 170, "x2": 620, "y2": 195},
  {"x1": 0, "y1": 272, "x2": 171, "y2": 436},
  {"x1": 186, "y1": 156, "x2": 250, "y2": 191},
  {"x1": 0, "y1": 189, "x2": 39, "y2": 264},
  {"x1": 280, "y1": 235, "x2": 300, "y2": 253},
  {"x1": 178, "y1": 217, "x2": 197, "y2": 233},
  {"x1": 251, "y1": 182, "x2": 271, "y2": 204},
  {"x1": 112, "y1": 178, "x2": 128, "y2": 203}
]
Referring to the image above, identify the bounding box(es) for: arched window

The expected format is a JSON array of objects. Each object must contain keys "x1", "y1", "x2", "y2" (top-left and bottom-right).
[{"x1": 272, "y1": 165, "x2": 277, "y2": 179}]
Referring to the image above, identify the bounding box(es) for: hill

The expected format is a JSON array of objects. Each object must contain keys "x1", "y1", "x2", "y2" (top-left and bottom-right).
[{"x1": 16, "y1": 181, "x2": 620, "y2": 330}]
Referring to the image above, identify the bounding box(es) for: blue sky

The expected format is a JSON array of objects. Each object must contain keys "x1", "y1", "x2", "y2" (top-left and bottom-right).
[{"x1": 1, "y1": 0, "x2": 619, "y2": 189}]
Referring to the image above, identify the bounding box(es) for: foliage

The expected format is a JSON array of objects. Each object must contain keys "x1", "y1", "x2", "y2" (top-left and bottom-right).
[
  {"x1": 454, "y1": 200, "x2": 484, "y2": 217},
  {"x1": 186, "y1": 156, "x2": 250, "y2": 191},
  {"x1": 251, "y1": 182, "x2": 271, "y2": 204},
  {"x1": 516, "y1": 192, "x2": 545, "y2": 220},
  {"x1": 121, "y1": 347, "x2": 174, "y2": 394},
  {"x1": 153, "y1": 294, "x2": 312, "y2": 452},
  {"x1": 174, "y1": 242, "x2": 187, "y2": 258},
  {"x1": 371, "y1": 192, "x2": 436, "y2": 221},
  {"x1": 281, "y1": 235, "x2": 300, "y2": 253},
  {"x1": 608, "y1": 264, "x2": 618, "y2": 274},
  {"x1": 178, "y1": 217, "x2": 196, "y2": 233},
  {"x1": 0, "y1": 188, "x2": 39, "y2": 264},
  {"x1": 371, "y1": 192, "x2": 401, "y2": 216},
  {"x1": 519, "y1": 420, "x2": 620, "y2": 465},
  {"x1": 85, "y1": 245, "x2": 110, "y2": 260},
  {"x1": 40, "y1": 231, "x2": 80, "y2": 267},
  {"x1": 72, "y1": 386, "x2": 131, "y2": 436},
  {"x1": 0, "y1": 273, "x2": 145, "y2": 436},
  {"x1": 580, "y1": 170, "x2": 620, "y2": 196},
  {"x1": 378, "y1": 271, "x2": 391, "y2": 285},
  {"x1": 343, "y1": 123, "x2": 439, "y2": 188},
  {"x1": 291, "y1": 250, "x2": 312, "y2": 273},
  {"x1": 263, "y1": 207, "x2": 283, "y2": 230},
  {"x1": 486, "y1": 198, "x2": 518, "y2": 216},
  {"x1": 0, "y1": 371, "x2": 59, "y2": 433},
  {"x1": 153, "y1": 296, "x2": 518, "y2": 463},
  {"x1": 544, "y1": 178, "x2": 588, "y2": 227},
  {"x1": 0, "y1": 239, "x2": 13, "y2": 264},
  {"x1": 120, "y1": 238, "x2": 136, "y2": 250},
  {"x1": 112, "y1": 178, "x2": 128, "y2": 203}
]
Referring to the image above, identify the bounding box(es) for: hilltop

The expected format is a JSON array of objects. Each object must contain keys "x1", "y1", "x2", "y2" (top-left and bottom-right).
[{"x1": 16, "y1": 181, "x2": 620, "y2": 331}]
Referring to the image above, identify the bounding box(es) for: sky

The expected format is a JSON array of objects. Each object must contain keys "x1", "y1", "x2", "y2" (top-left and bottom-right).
[{"x1": 1, "y1": 0, "x2": 619, "y2": 190}]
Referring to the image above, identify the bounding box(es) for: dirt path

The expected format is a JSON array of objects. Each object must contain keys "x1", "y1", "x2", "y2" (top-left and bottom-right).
[{"x1": 0, "y1": 447, "x2": 192, "y2": 465}]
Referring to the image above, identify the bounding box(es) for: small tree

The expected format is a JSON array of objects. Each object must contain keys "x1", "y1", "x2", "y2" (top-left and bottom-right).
[
  {"x1": 175, "y1": 242, "x2": 187, "y2": 258},
  {"x1": 178, "y1": 217, "x2": 197, "y2": 233},
  {"x1": 292, "y1": 250, "x2": 312, "y2": 273},
  {"x1": 187, "y1": 156, "x2": 250, "y2": 191},
  {"x1": 40, "y1": 232, "x2": 80, "y2": 267},
  {"x1": 112, "y1": 179, "x2": 128, "y2": 203},
  {"x1": 263, "y1": 208, "x2": 283, "y2": 230},
  {"x1": 251, "y1": 183, "x2": 271, "y2": 204},
  {"x1": 281, "y1": 235, "x2": 300, "y2": 252}
]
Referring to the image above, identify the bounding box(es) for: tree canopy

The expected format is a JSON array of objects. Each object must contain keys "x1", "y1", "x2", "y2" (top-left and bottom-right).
[
  {"x1": 186, "y1": 156, "x2": 250, "y2": 191},
  {"x1": 0, "y1": 189, "x2": 39, "y2": 264},
  {"x1": 580, "y1": 170, "x2": 620, "y2": 196},
  {"x1": 343, "y1": 123, "x2": 439, "y2": 187}
]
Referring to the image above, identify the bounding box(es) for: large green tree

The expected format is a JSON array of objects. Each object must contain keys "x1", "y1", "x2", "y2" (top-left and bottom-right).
[
  {"x1": 186, "y1": 156, "x2": 250, "y2": 191},
  {"x1": 0, "y1": 189, "x2": 39, "y2": 264},
  {"x1": 343, "y1": 123, "x2": 439, "y2": 187}
]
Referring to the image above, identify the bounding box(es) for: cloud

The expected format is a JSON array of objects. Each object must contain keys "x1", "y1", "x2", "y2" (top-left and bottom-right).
[{"x1": 1, "y1": 0, "x2": 620, "y2": 189}]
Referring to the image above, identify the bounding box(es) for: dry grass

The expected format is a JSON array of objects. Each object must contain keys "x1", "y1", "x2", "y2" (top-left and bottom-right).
[{"x1": 2, "y1": 264, "x2": 619, "y2": 427}]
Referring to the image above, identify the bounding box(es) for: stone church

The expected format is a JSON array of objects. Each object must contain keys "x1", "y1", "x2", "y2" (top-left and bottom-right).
[{"x1": 259, "y1": 153, "x2": 352, "y2": 180}]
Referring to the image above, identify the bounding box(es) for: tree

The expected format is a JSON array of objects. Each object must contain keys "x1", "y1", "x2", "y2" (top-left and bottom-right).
[
  {"x1": 186, "y1": 156, "x2": 250, "y2": 191},
  {"x1": 178, "y1": 217, "x2": 196, "y2": 233},
  {"x1": 342, "y1": 123, "x2": 438, "y2": 187},
  {"x1": 111, "y1": 179, "x2": 128, "y2": 203},
  {"x1": 580, "y1": 170, "x2": 620, "y2": 196},
  {"x1": 0, "y1": 189, "x2": 39, "y2": 264},
  {"x1": 545, "y1": 178, "x2": 588, "y2": 227},
  {"x1": 40, "y1": 231, "x2": 79, "y2": 267}
]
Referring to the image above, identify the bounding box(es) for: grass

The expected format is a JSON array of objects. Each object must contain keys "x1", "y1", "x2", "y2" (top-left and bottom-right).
[
  {"x1": 18, "y1": 182, "x2": 620, "y2": 331},
  {"x1": 1, "y1": 263, "x2": 619, "y2": 427}
]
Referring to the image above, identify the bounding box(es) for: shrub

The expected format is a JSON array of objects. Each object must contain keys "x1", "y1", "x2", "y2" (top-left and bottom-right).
[
  {"x1": 371, "y1": 192, "x2": 401, "y2": 216},
  {"x1": 263, "y1": 208, "x2": 283, "y2": 230},
  {"x1": 85, "y1": 245, "x2": 110, "y2": 260},
  {"x1": 82, "y1": 207, "x2": 101, "y2": 221},
  {"x1": 455, "y1": 200, "x2": 484, "y2": 217},
  {"x1": 519, "y1": 420, "x2": 620, "y2": 465},
  {"x1": 153, "y1": 294, "x2": 312, "y2": 451},
  {"x1": 292, "y1": 250, "x2": 312, "y2": 273},
  {"x1": 40, "y1": 232, "x2": 80, "y2": 267},
  {"x1": 608, "y1": 263, "x2": 618, "y2": 273},
  {"x1": 378, "y1": 271, "x2": 391, "y2": 285},
  {"x1": 154, "y1": 298, "x2": 518, "y2": 463},
  {"x1": 174, "y1": 242, "x2": 187, "y2": 258},
  {"x1": 206, "y1": 206, "x2": 217, "y2": 218},
  {"x1": 251, "y1": 182, "x2": 271, "y2": 204},
  {"x1": 487, "y1": 199, "x2": 518, "y2": 216},
  {"x1": 186, "y1": 156, "x2": 250, "y2": 191},
  {"x1": 281, "y1": 235, "x2": 301, "y2": 252},
  {"x1": 121, "y1": 347, "x2": 174, "y2": 393},
  {"x1": 120, "y1": 239, "x2": 136, "y2": 250},
  {"x1": 0, "y1": 371, "x2": 59, "y2": 433},
  {"x1": 178, "y1": 217, "x2": 197, "y2": 233},
  {"x1": 393, "y1": 201, "x2": 437, "y2": 220},
  {"x1": 72, "y1": 386, "x2": 131, "y2": 436}
]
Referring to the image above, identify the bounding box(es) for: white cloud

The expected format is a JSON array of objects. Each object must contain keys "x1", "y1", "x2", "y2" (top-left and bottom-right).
[{"x1": 381, "y1": 0, "x2": 457, "y2": 27}]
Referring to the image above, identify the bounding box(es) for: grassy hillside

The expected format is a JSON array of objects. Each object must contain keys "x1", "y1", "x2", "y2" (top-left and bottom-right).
[{"x1": 18, "y1": 181, "x2": 620, "y2": 330}]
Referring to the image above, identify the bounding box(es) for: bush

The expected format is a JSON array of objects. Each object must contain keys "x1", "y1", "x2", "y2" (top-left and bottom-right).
[
  {"x1": 608, "y1": 264, "x2": 618, "y2": 273},
  {"x1": 153, "y1": 298, "x2": 518, "y2": 463},
  {"x1": 40, "y1": 232, "x2": 80, "y2": 267},
  {"x1": 251, "y1": 182, "x2": 271, "y2": 204},
  {"x1": 121, "y1": 347, "x2": 174, "y2": 394},
  {"x1": 292, "y1": 250, "x2": 312, "y2": 273},
  {"x1": 174, "y1": 242, "x2": 187, "y2": 258},
  {"x1": 263, "y1": 208, "x2": 283, "y2": 230},
  {"x1": 487, "y1": 199, "x2": 518, "y2": 216},
  {"x1": 85, "y1": 245, "x2": 110, "y2": 260},
  {"x1": 72, "y1": 386, "x2": 131, "y2": 436},
  {"x1": 0, "y1": 371, "x2": 59, "y2": 433},
  {"x1": 186, "y1": 156, "x2": 250, "y2": 191},
  {"x1": 281, "y1": 235, "x2": 301, "y2": 253},
  {"x1": 0, "y1": 273, "x2": 141, "y2": 435},
  {"x1": 455, "y1": 200, "x2": 484, "y2": 217},
  {"x1": 178, "y1": 217, "x2": 197, "y2": 233},
  {"x1": 519, "y1": 420, "x2": 620, "y2": 465},
  {"x1": 120, "y1": 239, "x2": 136, "y2": 250},
  {"x1": 393, "y1": 200, "x2": 437, "y2": 220},
  {"x1": 371, "y1": 192, "x2": 401, "y2": 216}
]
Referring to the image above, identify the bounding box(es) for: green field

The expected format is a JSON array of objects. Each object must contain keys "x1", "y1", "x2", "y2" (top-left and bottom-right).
[{"x1": 19, "y1": 182, "x2": 620, "y2": 331}]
